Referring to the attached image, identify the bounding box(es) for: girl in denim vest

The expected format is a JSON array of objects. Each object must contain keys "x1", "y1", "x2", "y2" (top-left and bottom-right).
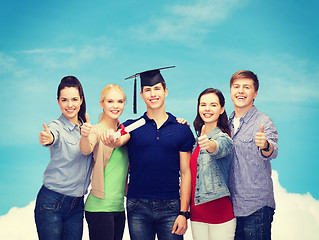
[{"x1": 190, "y1": 88, "x2": 236, "y2": 240}]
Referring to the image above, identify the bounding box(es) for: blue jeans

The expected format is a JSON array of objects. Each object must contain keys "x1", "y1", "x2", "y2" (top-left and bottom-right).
[
  {"x1": 34, "y1": 185, "x2": 84, "y2": 240},
  {"x1": 127, "y1": 198, "x2": 183, "y2": 240},
  {"x1": 235, "y1": 206, "x2": 274, "y2": 240}
]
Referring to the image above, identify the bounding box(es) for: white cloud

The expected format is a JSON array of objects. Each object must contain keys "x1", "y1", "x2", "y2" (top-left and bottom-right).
[
  {"x1": 19, "y1": 43, "x2": 115, "y2": 70},
  {"x1": 0, "y1": 52, "x2": 28, "y2": 77},
  {"x1": 0, "y1": 37, "x2": 116, "y2": 74},
  {"x1": 21, "y1": 48, "x2": 75, "y2": 54},
  {"x1": 131, "y1": 0, "x2": 242, "y2": 46},
  {"x1": 271, "y1": 171, "x2": 319, "y2": 240},
  {"x1": 0, "y1": 52, "x2": 17, "y2": 74},
  {"x1": 1, "y1": 171, "x2": 318, "y2": 240}
]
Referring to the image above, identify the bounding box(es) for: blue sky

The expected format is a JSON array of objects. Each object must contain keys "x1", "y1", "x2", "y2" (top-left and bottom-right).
[{"x1": 0, "y1": 0, "x2": 318, "y2": 217}]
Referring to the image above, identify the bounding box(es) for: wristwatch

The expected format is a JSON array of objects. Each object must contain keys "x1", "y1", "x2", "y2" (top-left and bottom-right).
[
  {"x1": 262, "y1": 140, "x2": 270, "y2": 152},
  {"x1": 179, "y1": 211, "x2": 190, "y2": 219}
]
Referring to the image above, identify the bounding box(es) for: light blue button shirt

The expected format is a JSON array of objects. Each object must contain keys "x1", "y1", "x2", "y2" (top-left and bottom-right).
[
  {"x1": 228, "y1": 106, "x2": 278, "y2": 217},
  {"x1": 43, "y1": 114, "x2": 93, "y2": 197}
]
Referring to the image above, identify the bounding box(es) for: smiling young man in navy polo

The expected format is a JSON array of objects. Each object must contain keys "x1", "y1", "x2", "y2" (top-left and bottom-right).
[{"x1": 101, "y1": 66, "x2": 195, "y2": 240}]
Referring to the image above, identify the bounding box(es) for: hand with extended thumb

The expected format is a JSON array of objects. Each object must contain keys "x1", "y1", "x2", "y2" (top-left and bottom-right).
[
  {"x1": 198, "y1": 125, "x2": 210, "y2": 150},
  {"x1": 255, "y1": 124, "x2": 267, "y2": 149},
  {"x1": 39, "y1": 123, "x2": 54, "y2": 146},
  {"x1": 80, "y1": 113, "x2": 92, "y2": 137}
]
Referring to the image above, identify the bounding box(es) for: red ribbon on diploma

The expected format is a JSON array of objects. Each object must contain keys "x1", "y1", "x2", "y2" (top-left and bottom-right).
[{"x1": 119, "y1": 124, "x2": 127, "y2": 136}]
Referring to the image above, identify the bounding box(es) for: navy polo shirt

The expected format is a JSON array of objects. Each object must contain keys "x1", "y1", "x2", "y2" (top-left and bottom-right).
[{"x1": 123, "y1": 112, "x2": 195, "y2": 200}]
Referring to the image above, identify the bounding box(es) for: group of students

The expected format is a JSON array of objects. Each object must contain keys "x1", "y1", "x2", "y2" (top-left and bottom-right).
[{"x1": 35, "y1": 68, "x2": 278, "y2": 240}]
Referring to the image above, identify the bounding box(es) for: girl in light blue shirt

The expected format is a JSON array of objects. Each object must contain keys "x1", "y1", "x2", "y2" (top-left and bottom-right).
[{"x1": 35, "y1": 76, "x2": 93, "y2": 240}]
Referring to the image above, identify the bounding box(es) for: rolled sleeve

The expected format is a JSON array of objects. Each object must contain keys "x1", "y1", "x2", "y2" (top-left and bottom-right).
[
  {"x1": 257, "y1": 117, "x2": 279, "y2": 161},
  {"x1": 45, "y1": 121, "x2": 60, "y2": 147}
]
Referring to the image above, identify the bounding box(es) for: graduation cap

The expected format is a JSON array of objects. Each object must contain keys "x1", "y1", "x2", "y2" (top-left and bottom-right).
[{"x1": 125, "y1": 66, "x2": 175, "y2": 114}]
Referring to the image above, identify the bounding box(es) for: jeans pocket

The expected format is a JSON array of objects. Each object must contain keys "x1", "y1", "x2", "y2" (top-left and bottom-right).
[
  {"x1": 36, "y1": 197, "x2": 60, "y2": 212},
  {"x1": 167, "y1": 199, "x2": 180, "y2": 213},
  {"x1": 126, "y1": 199, "x2": 139, "y2": 212}
]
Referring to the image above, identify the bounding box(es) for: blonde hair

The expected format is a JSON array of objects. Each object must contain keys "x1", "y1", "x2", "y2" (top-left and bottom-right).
[{"x1": 99, "y1": 84, "x2": 126, "y2": 122}]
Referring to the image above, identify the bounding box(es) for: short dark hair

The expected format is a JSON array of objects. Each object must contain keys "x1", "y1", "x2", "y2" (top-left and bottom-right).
[
  {"x1": 230, "y1": 70, "x2": 259, "y2": 91},
  {"x1": 141, "y1": 81, "x2": 166, "y2": 92},
  {"x1": 57, "y1": 76, "x2": 87, "y2": 123}
]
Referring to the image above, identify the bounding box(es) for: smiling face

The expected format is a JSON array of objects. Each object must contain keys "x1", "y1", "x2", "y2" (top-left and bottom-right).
[
  {"x1": 199, "y1": 93, "x2": 225, "y2": 128},
  {"x1": 140, "y1": 82, "x2": 167, "y2": 110},
  {"x1": 100, "y1": 88, "x2": 125, "y2": 121},
  {"x1": 57, "y1": 87, "x2": 83, "y2": 124},
  {"x1": 230, "y1": 78, "x2": 258, "y2": 115}
]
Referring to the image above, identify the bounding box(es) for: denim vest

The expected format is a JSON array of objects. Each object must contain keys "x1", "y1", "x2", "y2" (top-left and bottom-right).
[{"x1": 193, "y1": 127, "x2": 233, "y2": 205}]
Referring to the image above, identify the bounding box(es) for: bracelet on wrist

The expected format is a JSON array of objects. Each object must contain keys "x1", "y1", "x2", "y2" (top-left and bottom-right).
[
  {"x1": 262, "y1": 140, "x2": 270, "y2": 152},
  {"x1": 179, "y1": 211, "x2": 190, "y2": 219}
]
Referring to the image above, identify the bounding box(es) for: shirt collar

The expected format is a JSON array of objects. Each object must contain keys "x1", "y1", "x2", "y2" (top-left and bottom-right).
[
  {"x1": 142, "y1": 112, "x2": 177, "y2": 125},
  {"x1": 58, "y1": 114, "x2": 78, "y2": 131},
  {"x1": 229, "y1": 105, "x2": 257, "y2": 123}
]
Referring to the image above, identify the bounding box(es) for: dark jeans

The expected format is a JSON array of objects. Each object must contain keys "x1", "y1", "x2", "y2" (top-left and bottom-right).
[
  {"x1": 235, "y1": 206, "x2": 275, "y2": 240},
  {"x1": 127, "y1": 198, "x2": 183, "y2": 240},
  {"x1": 85, "y1": 211, "x2": 125, "y2": 240},
  {"x1": 34, "y1": 185, "x2": 84, "y2": 240}
]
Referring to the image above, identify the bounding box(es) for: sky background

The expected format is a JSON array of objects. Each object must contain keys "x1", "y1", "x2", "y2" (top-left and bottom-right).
[{"x1": 0, "y1": 0, "x2": 319, "y2": 239}]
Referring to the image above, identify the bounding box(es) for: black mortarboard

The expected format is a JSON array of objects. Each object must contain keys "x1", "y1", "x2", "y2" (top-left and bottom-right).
[{"x1": 125, "y1": 66, "x2": 175, "y2": 114}]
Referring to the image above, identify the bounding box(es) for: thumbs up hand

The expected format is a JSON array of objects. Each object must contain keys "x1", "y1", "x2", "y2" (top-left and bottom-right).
[
  {"x1": 255, "y1": 124, "x2": 268, "y2": 149},
  {"x1": 198, "y1": 125, "x2": 210, "y2": 150},
  {"x1": 80, "y1": 113, "x2": 92, "y2": 137},
  {"x1": 39, "y1": 123, "x2": 54, "y2": 146}
]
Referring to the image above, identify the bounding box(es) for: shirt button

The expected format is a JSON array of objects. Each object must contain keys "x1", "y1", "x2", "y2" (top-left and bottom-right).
[
  {"x1": 196, "y1": 188, "x2": 199, "y2": 191},
  {"x1": 157, "y1": 137, "x2": 159, "y2": 140}
]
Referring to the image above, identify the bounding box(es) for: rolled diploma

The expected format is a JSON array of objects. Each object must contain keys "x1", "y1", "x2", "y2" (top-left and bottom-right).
[{"x1": 113, "y1": 118, "x2": 146, "y2": 139}]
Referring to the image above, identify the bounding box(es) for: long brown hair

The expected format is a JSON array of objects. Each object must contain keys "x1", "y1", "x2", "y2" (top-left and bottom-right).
[{"x1": 193, "y1": 88, "x2": 231, "y2": 137}]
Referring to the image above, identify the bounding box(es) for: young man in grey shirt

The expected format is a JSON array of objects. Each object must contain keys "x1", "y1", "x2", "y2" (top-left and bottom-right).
[{"x1": 228, "y1": 70, "x2": 279, "y2": 240}]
